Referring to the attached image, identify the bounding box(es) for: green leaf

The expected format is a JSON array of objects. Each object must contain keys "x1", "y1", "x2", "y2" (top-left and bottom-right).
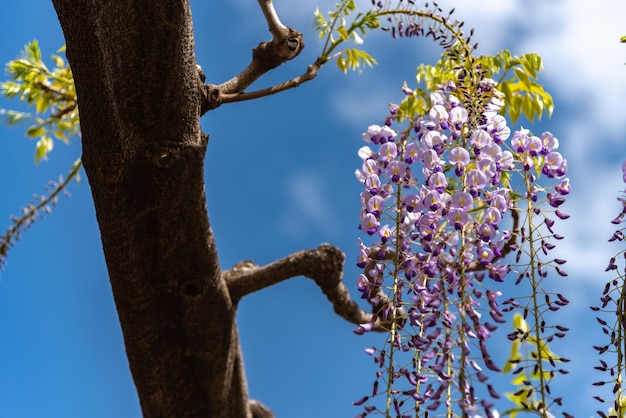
[
  {"x1": 25, "y1": 40, "x2": 42, "y2": 63},
  {"x1": 25, "y1": 125, "x2": 46, "y2": 138},
  {"x1": 56, "y1": 120, "x2": 72, "y2": 132},
  {"x1": 520, "y1": 57, "x2": 538, "y2": 79},
  {"x1": 53, "y1": 129, "x2": 68, "y2": 143},
  {"x1": 313, "y1": 8, "x2": 328, "y2": 38},
  {"x1": 513, "y1": 67, "x2": 531, "y2": 89},
  {"x1": 510, "y1": 95, "x2": 522, "y2": 125},
  {"x1": 521, "y1": 97, "x2": 533, "y2": 122},
  {"x1": 337, "y1": 26, "x2": 349, "y2": 41},
  {"x1": 35, "y1": 95, "x2": 51, "y2": 114},
  {"x1": 51, "y1": 54, "x2": 65, "y2": 69},
  {"x1": 336, "y1": 55, "x2": 348, "y2": 73},
  {"x1": 34, "y1": 135, "x2": 53, "y2": 163},
  {"x1": 0, "y1": 109, "x2": 33, "y2": 126}
]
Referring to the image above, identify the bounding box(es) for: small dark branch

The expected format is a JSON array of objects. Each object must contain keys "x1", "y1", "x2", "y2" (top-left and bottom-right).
[
  {"x1": 224, "y1": 244, "x2": 377, "y2": 328},
  {"x1": 202, "y1": 62, "x2": 320, "y2": 111},
  {"x1": 0, "y1": 159, "x2": 82, "y2": 268},
  {"x1": 50, "y1": 101, "x2": 77, "y2": 120},
  {"x1": 36, "y1": 81, "x2": 76, "y2": 103}
]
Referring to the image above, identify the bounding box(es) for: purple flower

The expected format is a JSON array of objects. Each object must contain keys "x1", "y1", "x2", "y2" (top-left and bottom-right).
[
  {"x1": 511, "y1": 128, "x2": 530, "y2": 152},
  {"x1": 447, "y1": 207, "x2": 469, "y2": 230},
  {"x1": 378, "y1": 224, "x2": 392, "y2": 243},
  {"x1": 555, "y1": 178, "x2": 571, "y2": 195},
  {"x1": 380, "y1": 125, "x2": 397, "y2": 142},
  {"x1": 379, "y1": 142, "x2": 398, "y2": 162},
  {"x1": 428, "y1": 171, "x2": 447, "y2": 190},
  {"x1": 404, "y1": 142, "x2": 422, "y2": 164},
  {"x1": 422, "y1": 149, "x2": 443, "y2": 170},
  {"x1": 386, "y1": 160, "x2": 406, "y2": 183},
  {"x1": 452, "y1": 191, "x2": 474, "y2": 210},
  {"x1": 498, "y1": 150, "x2": 514, "y2": 170},
  {"x1": 487, "y1": 114, "x2": 510, "y2": 142},
  {"x1": 527, "y1": 135, "x2": 542, "y2": 157},
  {"x1": 357, "y1": 146, "x2": 377, "y2": 161},
  {"x1": 403, "y1": 194, "x2": 422, "y2": 212},
  {"x1": 543, "y1": 151, "x2": 567, "y2": 177},
  {"x1": 366, "y1": 195, "x2": 385, "y2": 216},
  {"x1": 489, "y1": 192, "x2": 509, "y2": 212},
  {"x1": 470, "y1": 129, "x2": 492, "y2": 149},
  {"x1": 450, "y1": 147, "x2": 470, "y2": 166},
  {"x1": 478, "y1": 247, "x2": 495, "y2": 265},
  {"x1": 429, "y1": 104, "x2": 449, "y2": 126},
  {"x1": 360, "y1": 213, "x2": 379, "y2": 235},
  {"x1": 422, "y1": 130, "x2": 447, "y2": 149},
  {"x1": 484, "y1": 207, "x2": 502, "y2": 226},
  {"x1": 362, "y1": 124, "x2": 382, "y2": 143},
  {"x1": 423, "y1": 190, "x2": 442, "y2": 211},
  {"x1": 477, "y1": 157, "x2": 497, "y2": 178},
  {"x1": 365, "y1": 174, "x2": 382, "y2": 195},
  {"x1": 540, "y1": 131, "x2": 559, "y2": 153},
  {"x1": 450, "y1": 106, "x2": 468, "y2": 130},
  {"x1": 467, "y1": 169, "x2": 487, "y2": 190}
]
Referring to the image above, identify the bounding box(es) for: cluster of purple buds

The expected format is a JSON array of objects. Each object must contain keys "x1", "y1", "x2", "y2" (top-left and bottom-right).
[{"x1": 353, "y1": 80, "x2": 570, "y2": 416}]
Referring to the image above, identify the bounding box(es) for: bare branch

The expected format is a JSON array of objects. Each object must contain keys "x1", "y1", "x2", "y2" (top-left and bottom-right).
[
  {"x1": 202, "y1": 62, "x2": 321, "y2": 111},
  {"x1": 224, "y1": 244, "x2": 378, "y2": 328},
  {"x1": 257, "y1": 0, "x2": 287, "y2": 38},
  {"x1": 200, "y1": 0, "x2": 306, "y2": 114},
  {"x1": 0, "y1": 158, "x2": 82, "y2": 267}
]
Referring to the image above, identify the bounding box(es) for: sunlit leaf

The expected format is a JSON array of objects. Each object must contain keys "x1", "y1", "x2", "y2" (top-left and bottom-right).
[
  {"x1": 34, "y1": 135, "x2": 53, "y2": 163},
  {"x1": 25, "y1": 125, "x2": 46, "y2": 138},
  {"x1": 0, "y1": 109, "x2": 32, "y2": 126}
]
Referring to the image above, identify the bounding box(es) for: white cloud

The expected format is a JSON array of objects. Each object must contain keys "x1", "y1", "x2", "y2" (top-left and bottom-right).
[
  {"x1": 279, "y1": 171, "x2": 339, "y2": 239},
  {"x1": 332, "y1": 83, "x2": 396, "y2": 129}
]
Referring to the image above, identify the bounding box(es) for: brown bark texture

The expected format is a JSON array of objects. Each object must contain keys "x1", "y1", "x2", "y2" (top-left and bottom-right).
[
  {"x1": 51, "y1": 1, "x2": 249, "y2": 416},
  {"x1": 51, "y1": 1, "x2": 375, "y2": 417}
]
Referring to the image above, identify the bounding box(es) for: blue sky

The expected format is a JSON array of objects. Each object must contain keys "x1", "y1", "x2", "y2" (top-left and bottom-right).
[{"x1": 0, "y1": 1, "x2": 625, "y2": 417}]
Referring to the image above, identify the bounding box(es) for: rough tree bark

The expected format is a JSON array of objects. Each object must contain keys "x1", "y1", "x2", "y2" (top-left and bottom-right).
[{"x1": 51, "y1": 1, "x2": 380, "y2": 417}]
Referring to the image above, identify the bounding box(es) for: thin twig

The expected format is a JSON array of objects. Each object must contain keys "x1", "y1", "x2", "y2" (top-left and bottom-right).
[
  {"x1": 0, "y1": 158, "x2": 82, "y2": 265},
  {"x1": 210, "y1": 62, "x2": 321, "y2": 107}
]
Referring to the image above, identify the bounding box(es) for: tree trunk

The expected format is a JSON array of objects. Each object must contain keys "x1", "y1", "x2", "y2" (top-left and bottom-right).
[
  {"x1": 51, "y1": 1, "x2": 252, "y2": 416},
  {"x1": 50, "y1": 1, "x2": 379, "y2": 417}
]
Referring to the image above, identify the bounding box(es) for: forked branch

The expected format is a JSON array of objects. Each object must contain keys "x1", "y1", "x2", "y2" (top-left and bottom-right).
[{"x1": 201, "y1": 0, "x2": 305, "y2": 113}]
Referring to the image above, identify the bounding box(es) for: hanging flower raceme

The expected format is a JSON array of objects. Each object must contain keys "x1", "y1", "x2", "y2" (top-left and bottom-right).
[
  {"x1": 591, "y1": 161, "x2": 626, "y2": 418},
  {"x1": 353, "y1": 78, "x2": 571, "y2": 417}
]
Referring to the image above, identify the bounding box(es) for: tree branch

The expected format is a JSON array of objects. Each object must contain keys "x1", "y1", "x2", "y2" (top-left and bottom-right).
[
  {"x1": 224, "y1": 244, "x2": 378, "y2": 328},
  {"x1": 204, "y1": 61, "x2": 321, "y2": 109},
  {"x1": 257, "y1": 0, "x2": 287, "y2": 38},
  {"x1": 0, "y1": 158, "x2": 81, "y2": 267},
  {"x1": 200, "y1": 0, "x2": 305, "y2": 114}
]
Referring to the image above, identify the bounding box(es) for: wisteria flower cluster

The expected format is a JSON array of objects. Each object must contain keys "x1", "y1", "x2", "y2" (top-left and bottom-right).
[
  {"x1": 592, "y1": 161, "x2": 626, "y2": 417},
  {"x1": 353, "y1": 80, "x2": 571, "y2": 417}
]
